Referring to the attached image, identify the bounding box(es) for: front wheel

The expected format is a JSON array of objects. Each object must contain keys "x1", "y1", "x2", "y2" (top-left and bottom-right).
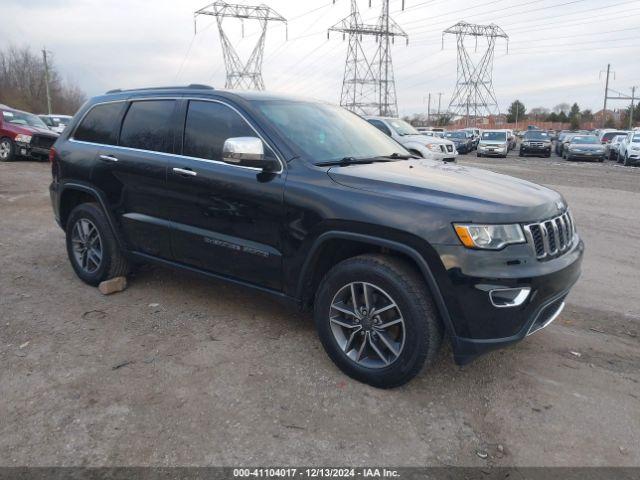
[
  {"x1": 65, "y1": 203, "x2": 130, "y2": 286},
  {"x1": 314, "y1": 254, "x2": 443, "y2": 388},
  {"x1": 0, "y1": 137, "x2": 15, "y2": 162},
  {"x1": 476, "y1": 152, "x2": 482, "y2": 157}
]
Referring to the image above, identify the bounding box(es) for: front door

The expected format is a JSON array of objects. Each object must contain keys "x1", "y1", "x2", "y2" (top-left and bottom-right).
[{"x1": 165, "y1": 99, "x2": 285, "y2": 291}]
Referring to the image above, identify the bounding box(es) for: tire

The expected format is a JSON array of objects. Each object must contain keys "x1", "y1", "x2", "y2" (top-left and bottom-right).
[
  {"x1": 623, "y1": 154, "x2": 632, "y2": 166},
  {"x1": 314, "y1": 254, "x2": 443, "y2": 388},
  {"x1": 545, "y1": 152, "x2": 551, "y2": 158},
  {"x1": 519, "y1": 150, "x2": 524, "y2": 157},
  {"x1": 65, "y1": 202, "x2": 130, "y2": 286},
  {"x1": 476, "y1": 153, "x2": 481, "y2": 157},
  {"x1": 0, "y1": 137, "x2": 16, "y2": 162}
]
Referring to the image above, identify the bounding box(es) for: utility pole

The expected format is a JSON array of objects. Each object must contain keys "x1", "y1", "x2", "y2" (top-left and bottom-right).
[
  {"x1": 194, "y1": 2, "x2": 287, "y2": 90},
  {"x1": 602, "y1": 63, "x2": 610, "y2": 127},
  {"x1": 329, "y1": 0, "x2": 408, "y2": 117},
  {"x1": 437, "y1": 92, "x2": 442, "y2": 125},
  {"x1": 630, "y1": 86, "x2": 636, "y2": 129},
  {"x1": 42, "y1": 48, "x2": 52, "y2": 115},
  {"x1": 515, "y1": 102, "x2": 519, "y2": 130},
  {"x1": 443, "y1": 22, "x2": 508, "y2": 127},
  {"x1": 426, "y1": 93, "x2": 431, "y2": 126}
]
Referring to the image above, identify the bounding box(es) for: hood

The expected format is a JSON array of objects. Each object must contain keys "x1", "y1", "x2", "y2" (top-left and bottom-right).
[
  {"x1": 327, "y1": 159, "x2": 564, "y2": 222},
  {"x1": 569, "y1": 143, "x2": 604, "y2": 150},
  {"x1": 7, "y1": 123, "x2": 58, "y2": 136},
  {"x1": 404, "y1": 134, "x2": 453, "y2": 146}
]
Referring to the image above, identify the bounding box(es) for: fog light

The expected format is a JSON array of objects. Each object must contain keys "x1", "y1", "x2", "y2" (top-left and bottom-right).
[{"x1": 489, "y1": 287, "x2": 531, "y2": 308}]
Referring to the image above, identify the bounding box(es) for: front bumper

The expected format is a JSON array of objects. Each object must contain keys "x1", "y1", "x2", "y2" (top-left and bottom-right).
[
  {"x1": 520, "y1": 145, "x2": 551, "y2": 155},
  {"x1": 566, "y1": 150, "x2": 605, "y2": 160},
  {"x1": 15, "y1": 142, "x2": 50, "y2": 160},
  {"x1": 433, "y1": 238, "x2": 584, "y2": 365}
]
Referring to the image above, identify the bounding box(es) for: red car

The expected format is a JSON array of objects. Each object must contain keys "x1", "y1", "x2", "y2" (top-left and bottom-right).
[{"x1": 0, "y1": 104, "x2": 59, "y2": 162}]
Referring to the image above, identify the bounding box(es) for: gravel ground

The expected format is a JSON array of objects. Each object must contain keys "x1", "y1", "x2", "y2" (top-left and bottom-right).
[{"x1": 1, "y1": 150, "x2": 639, "y2": 467}]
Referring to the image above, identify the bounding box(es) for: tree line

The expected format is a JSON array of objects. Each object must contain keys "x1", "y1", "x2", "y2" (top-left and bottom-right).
[
  {"x1": 507, "y1": 99, "x2": 639, "y2": 130},
  {"x1": 0, "y1": 45, "x2": 86, "y2": 115}
]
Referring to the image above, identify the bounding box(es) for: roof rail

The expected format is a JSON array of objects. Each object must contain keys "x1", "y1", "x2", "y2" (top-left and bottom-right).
[{"x1": 105, "y1": 84, "x2": 214, "y2": 94}]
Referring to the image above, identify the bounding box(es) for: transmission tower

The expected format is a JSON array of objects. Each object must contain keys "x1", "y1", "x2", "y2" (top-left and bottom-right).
[
  {"x1": 328, "y1": 0, "x2": 408, "y2": 117},
  {"x1": 442, "y1": 22, "x2": 508, "y2": 126},
  {"x1": 194, "y1": 1, "x2": 286, "y2": 90}
]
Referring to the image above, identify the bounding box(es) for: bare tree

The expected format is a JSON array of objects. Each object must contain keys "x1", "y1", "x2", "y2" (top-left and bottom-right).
[{"x1": 0, "y1": 45, "x2": 86, "y2": 115}]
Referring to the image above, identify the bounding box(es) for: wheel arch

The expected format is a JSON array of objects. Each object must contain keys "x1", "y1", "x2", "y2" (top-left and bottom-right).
[
  {"x1": 296, "y1": 231, "x2": 456, "y2": 338},
  {"x1": 59, "y1": 182, "x2": 126, "y2": 249}
]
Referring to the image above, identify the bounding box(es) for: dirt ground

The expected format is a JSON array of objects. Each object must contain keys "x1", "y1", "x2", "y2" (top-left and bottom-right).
[{"x1": 1, "y1": 150, "x2": 639, "y2": 467}]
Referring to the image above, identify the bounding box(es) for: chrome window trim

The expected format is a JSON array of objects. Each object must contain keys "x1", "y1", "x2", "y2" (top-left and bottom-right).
[{"x1": 70, "y1": 96, "x2": 285, "y2": 174}]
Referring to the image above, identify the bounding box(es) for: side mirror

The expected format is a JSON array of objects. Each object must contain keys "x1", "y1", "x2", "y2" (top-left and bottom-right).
[{"x1": 222, "y1": 137, "x2": 277, "y2": 171}]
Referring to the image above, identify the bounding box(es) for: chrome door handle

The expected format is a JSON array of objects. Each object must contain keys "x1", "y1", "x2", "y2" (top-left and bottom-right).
[
  {"x1": 99, "y1": 154, "x2": 119, "y2": 162},
  {"x1": 173, "y1": 167, "x2": 197, "y2": 177}
]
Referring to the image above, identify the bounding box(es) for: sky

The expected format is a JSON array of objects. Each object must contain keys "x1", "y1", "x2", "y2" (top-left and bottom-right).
[{"x1": 2, "y1": 0, "x2": 640, "y2": 116}]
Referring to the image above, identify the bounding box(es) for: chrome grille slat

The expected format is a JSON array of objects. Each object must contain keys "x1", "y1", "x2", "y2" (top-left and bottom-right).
[{"x1": 525, "y1": 211, "x2": 576, "y2": 261}]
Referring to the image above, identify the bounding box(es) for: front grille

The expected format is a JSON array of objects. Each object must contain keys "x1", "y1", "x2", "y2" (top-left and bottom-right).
[
  {"x1": 31, "y1": 134, "x2": 56, "y2": 149},
  {"x1": 524, "y1": 211, "x2": 575, "y2": 261},
  {"x1": 529, "y1": 141, "x2": 545, "y2": 148}
]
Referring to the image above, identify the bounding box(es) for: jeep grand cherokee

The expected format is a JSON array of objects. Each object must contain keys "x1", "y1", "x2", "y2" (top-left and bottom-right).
[{"x1": 49, "y1": 85, "x2": 583, "y2": 388}]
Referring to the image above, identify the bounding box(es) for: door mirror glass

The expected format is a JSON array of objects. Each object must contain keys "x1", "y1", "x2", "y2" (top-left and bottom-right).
[{"x1": 222, "y1": 137, "x2": 277, "y2": 171}]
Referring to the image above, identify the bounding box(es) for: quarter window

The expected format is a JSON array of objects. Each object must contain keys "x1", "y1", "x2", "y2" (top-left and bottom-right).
[
  {"x1": 120, "y1": 100, "x2": 176, "y2": 153},
  {"x1": 183, "y1": 100, "x2": 257, "y2": 161},
  {"x1": 74, "y1": 102, "x2": 124, "y2": 145}
]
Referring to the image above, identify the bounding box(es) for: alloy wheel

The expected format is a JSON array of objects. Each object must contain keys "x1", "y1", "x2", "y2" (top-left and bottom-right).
[
  {"x1": 71, "y1": 218, "x2": 103, "y2": 274},
  {"x1": 0, "y1": 140, "x2": 10, "y2": 160},
  {"x1": 329, "y1": 282, "x2": 405, "y2": 369}
]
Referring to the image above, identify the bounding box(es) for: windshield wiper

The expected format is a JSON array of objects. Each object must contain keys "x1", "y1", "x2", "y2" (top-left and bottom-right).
[
  {"x1": 315, "y1": 156, "x2": 395, "y2": 167},
  {"x1": 381, "y1": 152, "x2": 414, "y2": 160}
]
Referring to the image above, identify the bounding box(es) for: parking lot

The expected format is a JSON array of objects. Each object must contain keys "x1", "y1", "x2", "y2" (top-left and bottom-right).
[{"x1": 1, "y1": 149, "x2": 639, "y2": 467}]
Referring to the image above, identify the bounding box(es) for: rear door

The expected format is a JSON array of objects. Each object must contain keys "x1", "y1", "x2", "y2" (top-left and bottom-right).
[
  {"x1": 164, "y1": 99, "x2": 286, "y2": 290},
  {"x1": 91, "y1": 99, "x2": 178, "y2": 259}
]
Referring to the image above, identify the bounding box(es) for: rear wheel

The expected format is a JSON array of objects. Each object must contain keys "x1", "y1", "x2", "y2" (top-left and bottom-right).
[
  {"x1": 476, "y1": 153, "x2": 482, "y2": 157},
  {"x1": 0, "y1": 137, "x2": 15, "y2": 162},
  {"x1": 65, "y1": 203, "x2": 130, "y2": 286},
  {"x1": 314, "y1": 254, "x2": 442, "y2": 388}
]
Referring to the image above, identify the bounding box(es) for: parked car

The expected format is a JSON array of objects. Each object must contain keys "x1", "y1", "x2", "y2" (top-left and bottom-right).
[
  {"x1": 461, "y1": 128, "x2": 480, "y2": 148},
  {"x1": 0, "y1": 105, "x2": 59, "y2": 162},
  {"x1": 444, "y1": 130, "x2": 474, "y2": 154},
  {"x1": 519, "y1": 130, "x2": 552, "y2": 157},
  {"x1": 49, "y1": 85, "x2": 583, "y2": 388},
  {"x1": 476, "y1": 130, "x2": 509, "y2": 158},
  {"x1": 419, "y1": 130, "x2": 445, "y2": 139},
  {"x1": 598, "y1": 129, "x2": 628, "y2": 146},
  {"x1": 618, "y1": 131, "x2": 640, "y2": 166},
  {"x1": 606, "y1": 134, "x2": 627, "y2": 160},
  {"x1": 39, "y1": 114, "x2": 73, "y2": 134},
  {"x1": 563, "y1": 135, "x2": 605, "y2": 162},
  {"x1": 365, "y1": 116, "x2": 457, "y2": 162},
  {"x1": 558, "y1": 132, "x2": 580, "y2": 156}
]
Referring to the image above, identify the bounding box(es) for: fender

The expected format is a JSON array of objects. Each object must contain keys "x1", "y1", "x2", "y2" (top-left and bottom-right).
[
  {"x1": 58, "y1": 181, "x2": 127, "y2": 250},
  {"x1": 296, "y1": 231, "x2": 456, "y2": 339}
]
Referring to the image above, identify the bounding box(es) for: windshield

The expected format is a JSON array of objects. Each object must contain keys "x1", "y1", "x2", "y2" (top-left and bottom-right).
[
  {"x1": 445, "y1": 131, "x2": 466, "y2": 139},
  {"x1": 602, "y1": 131, "x2": 627, "y2": 141},
  {"x1": 572, "y1": 136, "x2": 599, "y2": 144},
  {"x1": 3, "y1": 110, "x2": 48, "y2": 129},
  {"x1": 481, "y1": 131, "x2": 507, "y2": 141},
  {"x1": 386, "y1": 119, "x2": 419, "y2": 136},
  {"x1": 51, "y1": 116, "x2": 72, "y2": 126},
  {"x1": 524, "y1": 131, "x2": 550, "y2": 140},
  {"x1": 632, "y1": 135, "x2": 640, "y2": 143},
  {"x1": 253, "y1": 101, "x2": 408, "y2": 164}
]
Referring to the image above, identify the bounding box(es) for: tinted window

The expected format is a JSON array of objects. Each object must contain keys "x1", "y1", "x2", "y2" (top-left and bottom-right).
[
  {"x1": 120, "y1": 100, "x2": 175, "y2": 153},
  {"x1": 183, "y1": 101, "x2": 255, "y2": 161},
  {"x1": 367, "y1": 119, "x2": 391, "y2": 136},
  {"x1": 74, "y1": 103, "x2": 123, "y2": 145}
]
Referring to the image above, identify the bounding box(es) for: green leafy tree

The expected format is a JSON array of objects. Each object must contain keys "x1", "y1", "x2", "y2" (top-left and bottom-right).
[
  {"x1": 557, "y1": 111, "x2": 568, "y2": 123},
  {"x1": 547, "y1": 112, "x2": 559, "y2": 122},
  {"x1": 568, "y1": 103, "x2": 581, "y2": 120},
  {"x1": 506, "y1": 100, "x2": 526, "y2": 123},
  {"x1": 582, "y1": 109, "x2": 593, "y2": 121}
]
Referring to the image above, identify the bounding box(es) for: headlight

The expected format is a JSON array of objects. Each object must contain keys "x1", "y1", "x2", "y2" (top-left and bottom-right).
[
  {"x1": 15, "y1": 134, "x2": 32, "y2": 143},
  {"x1": 522, "y1": 141, "x2": 530, "y2": 146},
  {"x1": 454, "y1": 223, "x2": 526, "y2": 250},
  {"x1": 425, "y1": 143, "x2": 441, "y2": 152}
]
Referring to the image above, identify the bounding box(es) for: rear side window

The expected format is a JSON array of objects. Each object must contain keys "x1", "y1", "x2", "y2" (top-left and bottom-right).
[
  {"x1": 183, "y1": 100, "x2": 255, "y2": 161},
  {"x1": 120, "y1": 100, "x2": 176, "y2": 153},
  {"x1": 74, "y1": 103, "x2": 123, "y2": 145}
]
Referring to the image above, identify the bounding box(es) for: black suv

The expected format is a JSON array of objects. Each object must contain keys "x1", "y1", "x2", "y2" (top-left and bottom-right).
[
  {"x1": 49, "y1": 85, "x2": 584, "y2": 388},
  {"x1": 519, "y1": 130, "x2": 552, "y2": 157}
]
